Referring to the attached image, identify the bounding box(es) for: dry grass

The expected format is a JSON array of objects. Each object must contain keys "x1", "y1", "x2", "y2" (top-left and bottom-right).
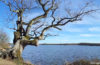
[
  {"x1": 0, "y1": 43, "x2": 10, "y2": 49},
  {"x1": 65, "y1": 59, "x2": 100, "y2": 65},
  {"x1": 0, "y1": 58, "x2": 16, "y2": 65},
  {"x1": 0, "y1": 58, "x2": 33, "y2": 65}
]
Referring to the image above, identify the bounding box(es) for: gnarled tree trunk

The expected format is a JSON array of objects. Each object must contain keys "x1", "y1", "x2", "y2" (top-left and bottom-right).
[{"x1": 11, "y1": 32, "x2": 38, "y2": 59}]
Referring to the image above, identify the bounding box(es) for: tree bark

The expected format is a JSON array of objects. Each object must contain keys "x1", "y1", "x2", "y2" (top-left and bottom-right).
[
  {"x1": 10, "y1": 34, "x2": 39, "y2": 59},
  {"x1": 12, "y1": 40, "x2": 23, "y2": 58}
]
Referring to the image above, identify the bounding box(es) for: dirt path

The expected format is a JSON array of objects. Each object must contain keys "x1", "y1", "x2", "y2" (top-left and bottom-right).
[{"x1": 0, "y1": 58, "x2": 16, "y2": 65}]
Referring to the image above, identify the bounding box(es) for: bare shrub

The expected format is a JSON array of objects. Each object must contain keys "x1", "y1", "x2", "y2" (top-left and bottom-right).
[{"x1": 0, "y1": 30, "x2": 10, "y2": 49}]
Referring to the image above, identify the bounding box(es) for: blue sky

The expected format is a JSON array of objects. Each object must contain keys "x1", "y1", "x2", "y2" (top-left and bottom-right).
[{"x1": 0, "y1": 0, "x2": 100, "y2": 44}]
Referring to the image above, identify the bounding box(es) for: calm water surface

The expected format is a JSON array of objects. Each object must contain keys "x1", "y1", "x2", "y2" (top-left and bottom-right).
[{"x1": 22, "y1": 45, "x2": 100, "y2": 65}]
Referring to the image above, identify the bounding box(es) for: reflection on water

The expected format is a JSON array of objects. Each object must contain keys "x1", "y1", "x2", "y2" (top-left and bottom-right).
[{"x1": 22, "y1": 45, "x2": 100, "y2": 65}]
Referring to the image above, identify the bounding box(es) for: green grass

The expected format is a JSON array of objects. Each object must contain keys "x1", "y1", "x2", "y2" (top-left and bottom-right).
[{"x1": 13, "y1": 59, "x2": 33, "y2": 65}]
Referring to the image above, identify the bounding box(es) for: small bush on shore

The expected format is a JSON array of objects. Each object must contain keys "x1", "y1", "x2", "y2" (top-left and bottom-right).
[
  {"x1": 0, "y1": 43, "x2": 10, "y2": 49},
  {"x1": 14, "y1": 59, "x2": 33, "y2": 65},
  {"x1": 0, "y1": 30, "x2": 10, "y2": 49}
]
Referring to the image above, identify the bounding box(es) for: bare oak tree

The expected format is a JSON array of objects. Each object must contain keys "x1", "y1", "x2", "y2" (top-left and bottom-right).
[{"x1": 0, "y1": 0, "x2": 98, "y2": 59}]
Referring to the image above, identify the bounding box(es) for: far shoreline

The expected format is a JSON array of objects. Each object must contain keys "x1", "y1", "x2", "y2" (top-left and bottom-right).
[{"x1": 40, "y1": 43, "x2": 100, "y2": 46}]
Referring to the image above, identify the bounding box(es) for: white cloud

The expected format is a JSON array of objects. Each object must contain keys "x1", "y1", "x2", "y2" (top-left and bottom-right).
[
  {"x1": 67, "y1": 28, "x2": 84, "y2": 32},
  {"x1": 89, "y1": 27, "x2": 100, "y2": 32},
  {"x1": 80, "y1": 34, "x2": 100, "y2": 37},
  {"x1": 80, "y1": 34, "x2": 93, "y2": 37},
  {"x1": 39, "y1": 37, "x2": 69, "y2": 43},
  {"x1": 62, "y1": 26, "x2": 84, "y2": 32}
]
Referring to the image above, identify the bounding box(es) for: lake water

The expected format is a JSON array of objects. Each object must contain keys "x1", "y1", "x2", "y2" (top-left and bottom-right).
[{"x1": 22, "y1": 45, "x2": 100, "y2": 65}]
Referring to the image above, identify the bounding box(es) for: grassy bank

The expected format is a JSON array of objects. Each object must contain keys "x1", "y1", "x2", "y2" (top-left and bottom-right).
[
  {"x1": 65, "y1": 59, "x2": 100, "y2": 65},
  {"x1": 0, "y1": 58, "x2": 100, "y2": 65}
]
